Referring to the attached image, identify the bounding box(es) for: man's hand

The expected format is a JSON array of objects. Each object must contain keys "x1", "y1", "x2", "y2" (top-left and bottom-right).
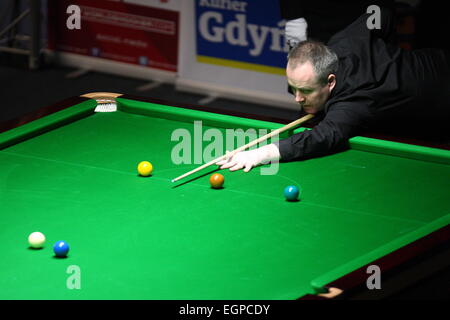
[
  {"x1": 216, "y1": 144, "x2": 281, "y2": 172},
  {"x1": 285, "y1": 17, "x2": 308, "y2": 49}
]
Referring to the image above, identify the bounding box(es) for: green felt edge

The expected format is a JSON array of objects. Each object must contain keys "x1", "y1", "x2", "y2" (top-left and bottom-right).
[
  {"x1": 293, "y1": 128, "x2": 449, "y2": 166},
  {"x1": 0, "y1": 99, "x2": 97, "y2": 150},
  {"x1": 310, "y1": 214, "x2": 450, "y2": 294},
  {"x1": 349, "y1": 136, "x2": 450, "y2": 165},
  {"x1": 117, "y1": 97, "x2": 291, "y2": 140},
  {"x1": 119, "y1": 98, "x2": 450, "y2": 165},
  {"x1": 1, "y1": 97, "x2": 449, "y2": 166}
]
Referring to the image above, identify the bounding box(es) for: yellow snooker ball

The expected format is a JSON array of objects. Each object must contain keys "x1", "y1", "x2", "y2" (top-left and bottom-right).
[{"x1": 137, "y1": 161, "x2": 153, "y2": 177}]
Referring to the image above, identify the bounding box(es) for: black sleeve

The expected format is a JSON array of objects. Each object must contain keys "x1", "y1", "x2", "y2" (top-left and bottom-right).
[
  {"x1": 279, "y1": 0, "x2": 395, "y2": 43},
  {"x1": 278, "y1": 103, "x2": 374, "y2": 161},
  {"x1": 278, "y1": 0, "x2": 305, "y2": 20},
  {"x1": 371, "y1": 6, "x2": 397, "y2": 42},
  {"x1": 328, "y1": 7, "x2": 396, "y2": 44}
]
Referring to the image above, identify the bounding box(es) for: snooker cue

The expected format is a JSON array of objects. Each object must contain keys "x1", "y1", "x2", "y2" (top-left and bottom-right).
[{"x1": 171, "y1": 113, "x2": 314, "y2": 183}]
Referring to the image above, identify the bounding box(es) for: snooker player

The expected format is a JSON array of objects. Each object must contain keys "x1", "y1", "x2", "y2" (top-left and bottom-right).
[{"x1": 217, "y1": 8, "x2": 450, "y2": 172}]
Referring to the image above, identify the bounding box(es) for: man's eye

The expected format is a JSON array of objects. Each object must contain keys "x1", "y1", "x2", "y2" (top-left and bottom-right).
[{"x1": 300, "y1": 89, "x2": 313, "y2": 95}]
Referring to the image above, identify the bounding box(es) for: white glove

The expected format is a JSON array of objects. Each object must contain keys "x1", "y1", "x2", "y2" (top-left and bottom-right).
[
  {"x1": 285, "y1": 17, "x2": 308, "y2": 48},
  {"x1": 217, "y1": 144, "x2": 281, "y2": 172}
]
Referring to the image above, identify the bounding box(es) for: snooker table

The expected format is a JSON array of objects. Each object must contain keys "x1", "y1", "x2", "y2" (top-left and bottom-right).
[{"x1": 0, "y1": 93, "x2": 449, "y2": 300}]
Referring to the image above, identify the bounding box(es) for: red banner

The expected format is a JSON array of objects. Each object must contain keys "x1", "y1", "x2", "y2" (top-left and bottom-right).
[{"x1": 48, "y1": 0, "x2": 179, "y2": 72}]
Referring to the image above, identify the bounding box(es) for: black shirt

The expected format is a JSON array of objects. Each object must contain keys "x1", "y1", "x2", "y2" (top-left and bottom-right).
[
  {"x1": 278, "y1": 10, "x2": 450, "y2": 161},
  {"x1": 279, "y1": 0, "x2": 395, "y2": 43}
]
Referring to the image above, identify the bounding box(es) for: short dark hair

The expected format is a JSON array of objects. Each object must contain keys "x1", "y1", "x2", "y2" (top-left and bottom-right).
[{"x1": 288, "y1": 40, "x2": 339, "y2": 85}]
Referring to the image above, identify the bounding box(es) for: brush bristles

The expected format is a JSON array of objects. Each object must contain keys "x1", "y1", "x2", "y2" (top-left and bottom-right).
[{"x1": 94, "y1": 102, "x2": 117, "y2": 112}]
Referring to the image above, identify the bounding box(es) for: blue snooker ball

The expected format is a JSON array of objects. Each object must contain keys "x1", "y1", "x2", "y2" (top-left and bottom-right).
[
  {"x1": 284, "y1": 185, "x2": 300, "y2": 201},
  {"x1": 53, "y1": 240, "x2": 70, "y2": 257}
]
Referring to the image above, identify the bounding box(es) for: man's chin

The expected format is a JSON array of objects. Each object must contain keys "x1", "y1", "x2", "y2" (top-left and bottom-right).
[{"x1": 302, "y1": 107, "x2": 316, "y2": 114}]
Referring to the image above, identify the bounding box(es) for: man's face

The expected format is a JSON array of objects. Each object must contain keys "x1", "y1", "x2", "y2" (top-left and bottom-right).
[{"x1": 286, "y1": 62, "x2": 335, "y2": 114}]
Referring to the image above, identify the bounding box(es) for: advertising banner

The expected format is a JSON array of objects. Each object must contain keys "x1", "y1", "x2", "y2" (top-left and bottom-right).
[
  {"x1": 124, "y1": 0, "x2": 181, "y2": 12},
  {"x1": 47, "y1": 0, "x2": 179, "y2": 78},
  {"x1": 196, "y1": 0, "x2": 288, "y2": 74},
  {"x1": 177, "y1": 0, "x2": 297, "y2": 109}
]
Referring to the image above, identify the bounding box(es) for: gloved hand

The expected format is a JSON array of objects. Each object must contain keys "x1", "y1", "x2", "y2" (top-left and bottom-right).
[
  {"x1": 285, "y1": 17, "x2": 308, "y2": 49},
  {"x1": 217, "y1": 144, "x2": 281, "y2": 172}
]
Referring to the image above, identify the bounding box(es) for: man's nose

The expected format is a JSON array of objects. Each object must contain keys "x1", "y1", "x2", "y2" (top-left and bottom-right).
[{"x1": 295, "y1": 91, "x2": 305, "y2": 103}]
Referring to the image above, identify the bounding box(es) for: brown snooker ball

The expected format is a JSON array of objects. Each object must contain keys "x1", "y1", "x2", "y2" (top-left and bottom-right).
[{"x1": 210, "y1": 173, "x2": 224, "y2": 189}]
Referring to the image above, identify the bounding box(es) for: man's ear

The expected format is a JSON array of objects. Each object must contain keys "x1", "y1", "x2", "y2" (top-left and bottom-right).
[{"x1": 328, "y1": 74, "x2": 336, "y2": 91}]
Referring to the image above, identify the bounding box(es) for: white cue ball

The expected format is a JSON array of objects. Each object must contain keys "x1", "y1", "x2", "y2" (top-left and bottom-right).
[{"x1": 28, "y1": 232, "x2": 46, "y2": 248}]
